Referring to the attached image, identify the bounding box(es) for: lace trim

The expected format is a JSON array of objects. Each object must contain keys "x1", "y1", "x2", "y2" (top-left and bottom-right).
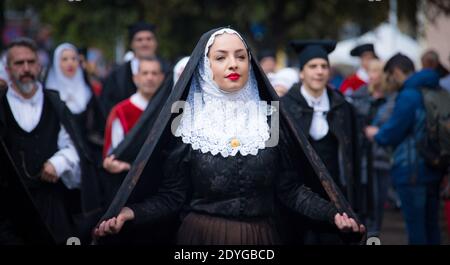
[
  {"x1": 175, "y1": 97, "x2": 273, "y2": 157},
  {"x1": 174, "y1": 28, "x2": 272, "y2": 157}
]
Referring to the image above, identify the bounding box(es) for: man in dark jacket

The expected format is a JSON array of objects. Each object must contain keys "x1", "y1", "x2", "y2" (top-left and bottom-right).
[
  {"x1": 99, "y1": 22, "x2": 168, "y2": 115},
  {"x1": 282, "y1": 40, "x2": 362, "y2": 244},
  {"x1": 365, "y1": 53, "x2": 442, "y2": 244},
  {"x1": 0, "y1": 38, "x2": 103, "y2": 245}
]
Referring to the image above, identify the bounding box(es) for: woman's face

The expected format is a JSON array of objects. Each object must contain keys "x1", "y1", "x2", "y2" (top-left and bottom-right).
[
  {"x1": 59, "y1": 49, "x2": 79, "y2": 78},
  {"x1": 368, "y1": 63, "x2": 382, "y2": 86},
  {"x1": 208, "y1": 33, "x2": 249, "y2": 92}
]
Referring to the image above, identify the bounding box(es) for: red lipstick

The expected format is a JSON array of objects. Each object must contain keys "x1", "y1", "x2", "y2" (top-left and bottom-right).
[{"x1": 226, "y1": 73, "x2": 240, "y2": 81}]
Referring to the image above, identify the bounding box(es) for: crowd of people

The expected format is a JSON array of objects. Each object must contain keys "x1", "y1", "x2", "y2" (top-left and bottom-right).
[{"x1": 0, "y1": 21, "x2": 449, "y2": 245}]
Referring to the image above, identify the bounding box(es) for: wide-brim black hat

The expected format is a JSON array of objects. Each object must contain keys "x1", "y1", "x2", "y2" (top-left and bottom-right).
[
  {"x1": 350, "y1": 43, "x2": 376, "y2": 57},
  {"x1": 290, "y1": 40, "x2": 336, "y2": 69},
  {"x1": 128, "y1": 21, "x2": 156, "y2": 42}
]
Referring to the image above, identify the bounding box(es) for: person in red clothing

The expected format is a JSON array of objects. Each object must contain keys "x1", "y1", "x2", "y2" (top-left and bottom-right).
[
  {"x1": 340, "y1": 43, "x2": 377, "y2": 95},
  {"x1": 103, "y1": 57, "x2": 164, "y2": 173}
]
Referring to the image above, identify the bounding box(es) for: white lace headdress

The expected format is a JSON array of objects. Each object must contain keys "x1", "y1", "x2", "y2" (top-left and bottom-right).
[{"x1": 175, "y1": 28, "x2": 273, "y2": 157}]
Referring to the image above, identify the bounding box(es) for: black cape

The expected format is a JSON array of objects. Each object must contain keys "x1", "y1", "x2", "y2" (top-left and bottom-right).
[
  {"x1": 43, "y1": 66, "x2": 107, "y2": 165},
  {"x1": 96, "y1": 27, "x2": 364, "y2": 245},
  {"x1": 99, "y1": 61, "x2": 136, "y2": 116},
  {"x1": 100, "y1": 75, "x2": 173, "y2": 206},
  {"x1": 282, "y1": 84, "x2": 366, "y2": 244},
  {"x1": 0, "y1": 89, "x2": 103, "y2": 244},
  {"x1": 282, "y1": 84, "x2": 362, "y2": 208}
]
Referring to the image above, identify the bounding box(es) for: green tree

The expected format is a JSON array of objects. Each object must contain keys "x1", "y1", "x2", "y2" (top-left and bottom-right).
[{"x1": 5, "y1": 0, "x2": 443, "y2": 63}]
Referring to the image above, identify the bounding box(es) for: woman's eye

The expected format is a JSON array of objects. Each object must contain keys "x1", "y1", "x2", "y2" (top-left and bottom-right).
[{"x1": 216, "y1": 57, "x2": 224, "y2": 61}]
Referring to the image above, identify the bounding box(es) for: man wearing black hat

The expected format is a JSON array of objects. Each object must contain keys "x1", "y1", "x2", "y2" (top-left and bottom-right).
[
  {"x1": 340, "y1": 43, "x2": 377, "y2": 95},
  {"x1": 99, "y1": 22, "x2": 165, "y2": 115},
  {"x1": 282, "y1": 40, "x2": 362, "y2": 244},
  {"x1": 257, "y1": 49, "x2": 277, "y2": 75}
]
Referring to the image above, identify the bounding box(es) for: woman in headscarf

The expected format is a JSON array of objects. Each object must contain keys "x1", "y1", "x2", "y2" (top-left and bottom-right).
[
  {"x1": 173, "y1": 56, "x2": 190, "y2": 86},
  {"x1": 45, "y1": 43, "x2": 105, "y2": 162},
  {"x1": 94, "y1": 28, "x2": 364, "y2": 245}
]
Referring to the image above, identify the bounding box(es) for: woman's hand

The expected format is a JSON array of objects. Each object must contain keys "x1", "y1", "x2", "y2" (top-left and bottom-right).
[
  {"x1": 334, "y1": 213, "x2": 366, "y2": 233},
  {"x1": 103, "y1": 155, "x2": 131, "y2": 173},
  {"x1": 93, "y1": 207, "x2": 135, "y2": 237}
]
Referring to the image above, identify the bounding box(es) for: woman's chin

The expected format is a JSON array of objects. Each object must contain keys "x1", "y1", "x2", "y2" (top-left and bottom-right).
[{"x1": 219, "y1": 84, "x2": 246, "y2": 93}]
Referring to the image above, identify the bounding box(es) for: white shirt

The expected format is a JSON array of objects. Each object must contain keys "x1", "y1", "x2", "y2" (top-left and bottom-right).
[
  {"x1": 356, "y1": 67, "x2": 369, "y2": 83},
  {"x1": 131, "y1": 58, "x2": 140, "y2": 75},
  {"x1": 6, "y1": 84, "x2": 81, "y2": 189},
  {"x1": 0, "y1": 55, "x2": 9, "y2": 83},
  {"x1": 300, "y1": 85, "x2": 330, "y2": 141},
  {"x1": 110, "y1": 92, "x2": 149, "y2": 152}
]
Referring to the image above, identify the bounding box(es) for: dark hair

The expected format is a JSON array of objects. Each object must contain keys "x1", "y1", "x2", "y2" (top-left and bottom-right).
[
  {"x1": 128, "y1": 21, "x2": 156, "y2": 42},
  {"x1": 257, "y1": 49, "x2": 276, "y2": 61},
  {"x1": 421, "y1": 50, "x2": 439, "y2": 62},
  {"x1": 138, "y1": 56, "x2": 163, "y2": 73},
  {"x1": 384, "y1": 53, "x2": 415, "y2": 74},
  {"x1": 6, "y1": 37, "x2": 39, "y2": 65}
]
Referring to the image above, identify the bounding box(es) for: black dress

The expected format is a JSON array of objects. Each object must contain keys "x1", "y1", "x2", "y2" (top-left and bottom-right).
[
  {"x1": 97, "y1": 27, "x2": 359, "y2": 246},
  {"x1": 127, "y1": 132, "x2": 338, "y2": 245}
]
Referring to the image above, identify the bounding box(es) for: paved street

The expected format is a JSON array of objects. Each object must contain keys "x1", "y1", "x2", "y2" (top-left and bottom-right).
[{"x1": 379, "y1": 204, "x2": 449, "y2": 245}]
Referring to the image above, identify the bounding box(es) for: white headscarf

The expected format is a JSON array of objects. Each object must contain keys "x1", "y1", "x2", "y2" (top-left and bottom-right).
[
  {"x1": 175, "y1": 28, "x2": 272, "y2": 157},
  {"x1": 271, "y1": 67, "x2": 299, "y2": 90},
  {"x1": 45, "y1": 43, "x2": 92, "y2": 114},
  {"x1": 0, "y1": 53, "x2": 9, "y2": 83},
  {"x1": 173, "y1": 56, "x2": 190, "y2": 86}
]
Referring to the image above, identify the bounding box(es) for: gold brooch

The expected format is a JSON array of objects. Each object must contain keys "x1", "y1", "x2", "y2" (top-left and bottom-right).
[{"x1": 230, "y1": 138, "x2": 240, "y2": 148}]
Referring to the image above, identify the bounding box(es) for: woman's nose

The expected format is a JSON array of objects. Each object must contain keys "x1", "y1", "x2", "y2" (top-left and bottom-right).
[{"x1": 228, "y1": 57, "x2": 238, "y2": 70}]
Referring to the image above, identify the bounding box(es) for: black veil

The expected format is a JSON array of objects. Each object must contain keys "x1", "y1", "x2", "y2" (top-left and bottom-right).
[
  {"x1": 99, "y1": 71, "x2": 173, "y2": 208},
  {"x1": 94, "y1": 27, "x2": 363, "y2": 244},
  {"x1": 110, "y1": 73, "x2": 173, "y2": 163}
]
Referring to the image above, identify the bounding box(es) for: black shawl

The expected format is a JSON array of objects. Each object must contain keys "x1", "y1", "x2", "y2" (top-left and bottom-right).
[{"x1": 95, "y1": 27, "x2": 363, "y2": 244}]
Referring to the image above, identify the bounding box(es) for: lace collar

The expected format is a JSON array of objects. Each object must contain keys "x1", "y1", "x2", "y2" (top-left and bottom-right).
[{"x1": 175, "y1": 28, "x2": 273, "y2": 157}]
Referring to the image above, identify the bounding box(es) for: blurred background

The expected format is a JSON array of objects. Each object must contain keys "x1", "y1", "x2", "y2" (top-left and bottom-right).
[{"x1": 1, "y1": 0, "x2": 449, "y2": 75}]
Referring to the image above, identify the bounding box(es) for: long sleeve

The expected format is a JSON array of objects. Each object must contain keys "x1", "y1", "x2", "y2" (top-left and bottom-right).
[
  {"x1": 374, "y1": 89, "x2": 420, "y2": 147},
  {"x1": 349, "y1": 103, "x2": 361, "y2": 211},
  {"x1": 127, "y1": 137, "x2": 189, "y2": 225},
  {"x1": 47, "y1": 125, "x2": 81, "y2": 189},
  {"x1": 276, "y1": 130, "x2": 338, "y2": 224},
  {"x1": 277, "y1": 173, "x2": 338, "y2": 224},
  {"x1": 111, "y1": 118, "x2": 125, "y2": 149}
]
